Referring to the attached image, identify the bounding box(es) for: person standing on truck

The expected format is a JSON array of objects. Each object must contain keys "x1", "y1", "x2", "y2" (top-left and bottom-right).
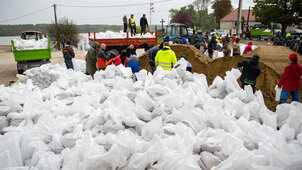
[
  {"x1": 148, "y1": 42, "x2": 163, "y2": 73},
  {"x1": 237, "y1": 54, "x2": 261, "y2": 93},
  {"x1": 155, "y1": 42, "x2": 177, "y2": 71},
  {"x1": 277, "y1": 53, "x2": 302, "y2": 104},
  {"x1": 86, "y1": 42, "x2": 100, "y2": 78},
  {"x1": 232, "y1": 38, "x2": 241, "y2": 56},
  {"x1": 62, "y1": 41, "x2": 75, "y2": 70},
  {"x1": 123, "y1": 15, "x2": 128, "y2": 33},
  {"x1": 140, "y1": 14, "x2": 149, "y2": 35},
  {"x1": 107, "y1": 50, "x2": 129, "y2": 66},
  {"x1": 96, "y1": 43, "x2": 109, "y2": 71},
  {"x1": 129, "y1": 14, "x2": 136, "y2": 36}
]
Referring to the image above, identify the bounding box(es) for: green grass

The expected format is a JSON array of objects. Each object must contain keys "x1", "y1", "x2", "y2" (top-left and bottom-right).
[{"x1": 241, "y1": 40, "x2": 267, "y2": 45}]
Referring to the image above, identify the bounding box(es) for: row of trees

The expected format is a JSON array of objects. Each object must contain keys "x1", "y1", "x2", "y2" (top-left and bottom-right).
[
  {"x1": 0, "y1": 24, "x2": 123, "y2": 36},
  {"x1": 253, "y1": 0, "x2": 302, "y2": 34},
  {"x1": 169, "y1": 0, "x2": 233, "y2": 31}
]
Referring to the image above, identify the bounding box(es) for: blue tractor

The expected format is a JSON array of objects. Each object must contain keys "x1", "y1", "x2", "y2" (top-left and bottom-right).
[
  {"x1": 163, "y1": 23, "x2": 190, "y2": 44},
  {"x1": 163, "y1": 23, "x2": 207, "y2": 52}
]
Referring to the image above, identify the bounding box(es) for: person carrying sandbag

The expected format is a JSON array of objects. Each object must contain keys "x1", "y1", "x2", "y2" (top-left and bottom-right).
[
  {"x1": 237, "y1": 54, "x2": 260, "y2": 93},
  {"x1": 277, "y1": 53, "x2": 302, "y2": 104}
]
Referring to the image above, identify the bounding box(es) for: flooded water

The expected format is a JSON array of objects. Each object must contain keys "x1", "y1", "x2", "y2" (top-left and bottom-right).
[{"x1": 0, "y1": 36, "x2": 20, "y2": 45}]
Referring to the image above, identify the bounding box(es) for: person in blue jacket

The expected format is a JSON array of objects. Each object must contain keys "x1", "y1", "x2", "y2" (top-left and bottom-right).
[
  {"x1": 126, "y1": 55, "x2": 140, "y2": 73},
  {"x1": 148, "y1": 42, "x2": 163, "y2": 73}
]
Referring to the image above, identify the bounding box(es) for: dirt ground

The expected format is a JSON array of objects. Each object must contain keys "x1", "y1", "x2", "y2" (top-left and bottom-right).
[
  {"x1": 140, "y1": 44, "x2": 302, "y2": 111},
  {"x1": 0, "y1": 49, "x2": 145, "y2": 86},
  {"x1": 0, "y1": 50, "x2": 86, "y2": 85}
]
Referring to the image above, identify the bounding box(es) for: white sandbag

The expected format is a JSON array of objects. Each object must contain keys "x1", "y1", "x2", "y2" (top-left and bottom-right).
[
  {"x1": 141, "y1": 116, "x2": 162, "y2": 140},
  {"x1": 31, "y1": 151, "x2": 61, "y2": 170},
  {"x1": 0, "y1": 134, "x2": 23, "y2": 167},
  {"x1": 134, "y1": 90, "x2": 154, "y2": 112},
  {"x1": 259, "y1": 107, "x2": 277, "y2": 129},
  {"x1": 0, "y1": 116, "x2": 9, "y2": 133},
  {"x1": 200, "y1": 151, "x2": 222, "y2": 169},
  {"x1": 275, "y1": 86, "x2": 281, "y2": 101}
]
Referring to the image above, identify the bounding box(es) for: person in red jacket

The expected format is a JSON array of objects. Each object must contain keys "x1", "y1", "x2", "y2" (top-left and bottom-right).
[
  {"x1": 243, "y1": 41, "x2": 253, "y2": 54},
  {"x1": 278, "y1": 53, "x2": 302, "y2": 104},
  {"x1": 107, "y1": 50, "x2": 129, "y2": 66}
]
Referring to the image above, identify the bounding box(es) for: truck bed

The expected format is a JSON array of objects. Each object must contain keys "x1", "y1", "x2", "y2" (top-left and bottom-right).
[
  {"x1": 11, "y1": 39, "x2": 51, "y2": 62},
  {"x1": 88, "y1": 32, "x2": 158, "y2": 47}
]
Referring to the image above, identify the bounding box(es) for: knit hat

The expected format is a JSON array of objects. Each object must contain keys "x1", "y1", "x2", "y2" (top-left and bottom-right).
[{"x1": 288, "y1": 53, "x2": 298, "y2": 60}]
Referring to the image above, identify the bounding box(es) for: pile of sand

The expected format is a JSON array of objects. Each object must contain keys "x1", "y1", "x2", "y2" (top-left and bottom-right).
[
  {"x1": 243, "y1": 45, "x2": 300, "y2": 74},
  {"x1": 140, "y1": 44, "x2": 301, "y2": 111},
  {"x1": 139, "y1": 44, "x2": 212, "y2": 73}
]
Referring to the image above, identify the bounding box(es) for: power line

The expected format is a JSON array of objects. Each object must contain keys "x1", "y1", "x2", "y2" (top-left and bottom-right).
[
  {"x1": 73, "y1": 10, "x2": 167, "y2": 21},
  {"x1": 57, "y1": 0, "x2": 172, "y2": 8},
  {"x1": 0, "y1": 6, "x2": 52, "y2": 23}
]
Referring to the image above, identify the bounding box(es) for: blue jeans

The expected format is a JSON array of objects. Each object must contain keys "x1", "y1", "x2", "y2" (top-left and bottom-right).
[
  {"x1": 64, "y1": 58, "x2": 74, "y2": 70},
  {"x1": 280, "y1": 89, "x2": 300, "y2": 104}
]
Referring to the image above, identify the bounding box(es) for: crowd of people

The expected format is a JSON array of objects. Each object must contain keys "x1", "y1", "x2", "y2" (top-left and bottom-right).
[
  {"x1": 62, "y1": 28, "x2": 302, "y2": 104},
  {"x1": 270, "y1": 33, "x2": 302, "y2": 55}
]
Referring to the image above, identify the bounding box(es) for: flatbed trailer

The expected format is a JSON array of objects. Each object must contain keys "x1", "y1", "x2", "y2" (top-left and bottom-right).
[
  {"x1": 88, "y1": 32, "x2": 158, "y2": 52},
  {"x1": 11, "y1": 38, "x2": 51, "y2": 74}
]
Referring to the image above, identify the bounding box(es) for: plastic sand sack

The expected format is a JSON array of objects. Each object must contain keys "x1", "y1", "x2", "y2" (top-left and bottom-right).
[{"x1": 275, "y1": 86, "x2": 281, "y2": 101}]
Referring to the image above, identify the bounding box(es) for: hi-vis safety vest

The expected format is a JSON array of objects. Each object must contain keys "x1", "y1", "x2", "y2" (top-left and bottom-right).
[
  {"x1": 130, "y1": 18, "x2": 135, "y2": 26},
  {"x1": 155, "y1": 46, "x2": 177, "y2": 71}
]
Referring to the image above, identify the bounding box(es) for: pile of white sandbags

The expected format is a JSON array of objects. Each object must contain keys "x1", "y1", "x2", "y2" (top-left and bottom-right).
[
  {"x1": 12, "y1": 38, "x2": 48, "y2": 50},
  {"x1": 91, "y1": 30, "x2": 156, "y2": 39},
  {"x1": 0, "y1": 59, "x2": 301, "y2": 170}
]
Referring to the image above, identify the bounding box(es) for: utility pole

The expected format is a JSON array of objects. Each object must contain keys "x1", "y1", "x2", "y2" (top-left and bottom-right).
[
  {"x1": 150, "y1": 0, "x2": 154, "y2": 31},
  {"x1": 53, "y1": 4, "x2": 58, "y2": 24},
  {"x1": 236, "y1": 0, "x2": 242, "y2": 36},
  {"x1": 160, "y1": 19, "x2": 165, "y2": 34}
]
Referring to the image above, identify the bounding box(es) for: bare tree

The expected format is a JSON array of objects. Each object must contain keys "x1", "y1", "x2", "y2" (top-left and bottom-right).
[{"x1": 47, "y1": 17, "x2": 79, "y2": 50}]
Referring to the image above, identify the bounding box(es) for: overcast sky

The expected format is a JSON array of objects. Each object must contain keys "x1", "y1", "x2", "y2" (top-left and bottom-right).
[{"x1": 0, "y1": 0, "x2": 254, "y2": 25}]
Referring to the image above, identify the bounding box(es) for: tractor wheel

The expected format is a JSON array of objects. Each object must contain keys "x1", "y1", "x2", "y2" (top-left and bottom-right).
[{"x1": 172, "y1": 38, "x2": 183, "y2": 44}]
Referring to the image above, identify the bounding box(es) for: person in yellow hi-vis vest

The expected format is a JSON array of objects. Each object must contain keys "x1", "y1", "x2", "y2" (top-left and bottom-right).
[
  {"x1": 155, "y1": 42, "x2": 177, "y2": 71},
  {"x1": 129, "y1": 14, "x2": 136, "y2": 36}
]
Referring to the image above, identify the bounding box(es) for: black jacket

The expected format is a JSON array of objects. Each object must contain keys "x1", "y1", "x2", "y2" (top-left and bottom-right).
[
  {"x1": 208, "y1": 40, "x2": 217, "y2": 53},
  {"x1": 62, "y1": 46, "x2": 75, "y2": 59},
  {"x1": 140, "y1": 16, "x2": 148, "y2": 27},
  {"x1": 237, "y1": 58, "x2": 260, "y2": 83},
  {"x1": 97, "y1": 49, "x2": 109, "y2": 60}
]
